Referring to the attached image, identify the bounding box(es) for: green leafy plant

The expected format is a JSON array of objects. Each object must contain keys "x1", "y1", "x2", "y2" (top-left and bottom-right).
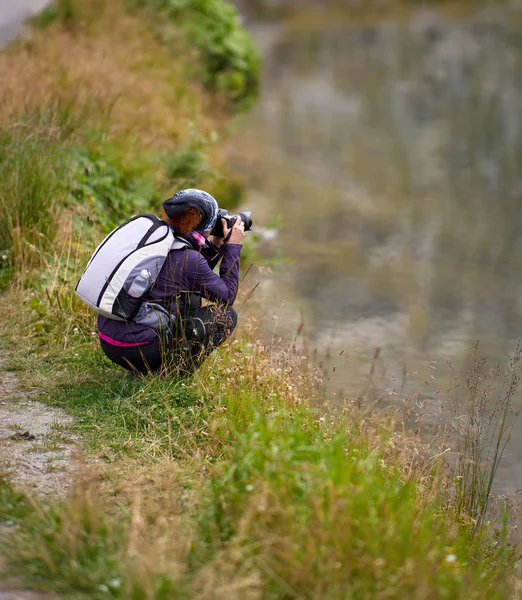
[
  {"x1": 205, "y1": 171, "x2": 244, "y2": 210},
  {"x1": 164, "y1": 145, "x2": 212, "y2": 188},
  {"x1": 129, "y1": 0, "x2": 260, "y2": 111},
  {"x1": 68, "y1": 148, "x2": 150, "y2": 232}
]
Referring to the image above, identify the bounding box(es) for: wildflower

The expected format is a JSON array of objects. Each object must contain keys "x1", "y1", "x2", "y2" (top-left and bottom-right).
[{"x1": 445, "y1": 554, "x2": 457, "y2": 563}]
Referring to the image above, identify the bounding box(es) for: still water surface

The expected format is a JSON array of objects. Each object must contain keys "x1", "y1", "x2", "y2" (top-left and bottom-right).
[{"x1": 233, "y1": 3, "x2": 522, "y2": 492}]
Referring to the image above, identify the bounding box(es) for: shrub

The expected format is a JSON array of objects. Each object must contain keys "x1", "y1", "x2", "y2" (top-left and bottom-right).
[
  {"x1": 129, "y1": 0, "x2": 260, "y2": 111},
  {"x1": 204, "y1": 170, "x2": 244, "y2": 210},
  {"x1": 164, "y1": 145, "x2": 212, "y2": 188},
  {"x1": 68, "y1": 148, "x2": 150, "y2": 232},
  {"x1": 162, "y1": 125, "x2": 246, "y2": 207}
]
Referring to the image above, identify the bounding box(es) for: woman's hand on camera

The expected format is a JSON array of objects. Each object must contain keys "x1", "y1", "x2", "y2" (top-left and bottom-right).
[
  {"x1": 210, "y1": 223, "x2": 225, "y2": 248},
  {"x1": 223, "y1": 218, "x2": 246, "y2": 245}
]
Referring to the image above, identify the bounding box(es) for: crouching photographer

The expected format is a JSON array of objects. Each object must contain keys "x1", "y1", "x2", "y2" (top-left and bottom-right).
[{"x1": 95, "y1": 189, "x2": 249, "y2": 374}]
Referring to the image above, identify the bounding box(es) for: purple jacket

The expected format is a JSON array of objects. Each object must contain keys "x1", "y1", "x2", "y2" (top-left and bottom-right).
[{"x1": 98, "y1": 238, "x2": 242, "y2": 345}]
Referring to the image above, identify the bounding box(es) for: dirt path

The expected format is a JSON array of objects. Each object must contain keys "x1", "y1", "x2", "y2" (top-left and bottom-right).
[
  {"x1": 0, "y1": 358, "x2": 79, "y2": 496},
  {"x1": 0, "y1": 3, "x2": 77, "y2": 596},
  {"x1": 0, "y1": 355, "x2": 80, "y2": 599},
  {"x1": 0, "y1": 573, "x2": 59, "y2": 600},
  {"x1": 0, "y1": 590, "x2": 58, "y2": 600}
]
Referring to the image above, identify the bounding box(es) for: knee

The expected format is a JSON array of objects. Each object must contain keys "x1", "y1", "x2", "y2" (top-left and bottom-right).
[
  {"x1": 225, "y1": 307, "x2": 238, "y2": 331},
  {"x1": 208, "y1": 306, "x2": 237, "y2": 348}
]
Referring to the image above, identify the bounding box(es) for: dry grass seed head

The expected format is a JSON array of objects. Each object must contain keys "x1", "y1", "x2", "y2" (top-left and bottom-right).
[{"x1": 0, "y1": 5, "x2": 221, "y2": 151}]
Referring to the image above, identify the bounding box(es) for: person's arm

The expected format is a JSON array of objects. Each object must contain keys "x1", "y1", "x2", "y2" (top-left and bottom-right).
[
  {"x1": 183, "y1": 218, "x2": 246, "y2": 305},
  {"x1": 200, "y1": 217, "x2": 242, "y2": 270},
  {"x1": 184, "y1": 246, "x2": 241, "y2": 305},
  {"x1": 200, "y1": 238, "x2": 224, "y2": 270}
]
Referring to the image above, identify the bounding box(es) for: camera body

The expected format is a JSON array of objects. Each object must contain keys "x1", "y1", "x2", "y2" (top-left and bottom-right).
[{"x1": 211, "y1": 209, "x2": 252, "y2": 238}]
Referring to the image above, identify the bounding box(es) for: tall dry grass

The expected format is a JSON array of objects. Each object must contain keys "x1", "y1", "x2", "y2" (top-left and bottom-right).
[
  {"x1": 447, "y1": 342, "x2": 522, "y2": 534},
  {"x1": 0, "y1": 0, "x2": 236, "y2": 286},
  {"x1": 0, "y1": 2, "x2": 219, "y2": 149},
  {"x1": 0, "y1": 119, "x2": 67, "y2": 267}
]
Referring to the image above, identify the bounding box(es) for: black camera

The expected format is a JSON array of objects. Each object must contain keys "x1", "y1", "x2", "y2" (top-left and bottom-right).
[{"x1": 211, "y1": 209, "x2": 252, "y2": 238}]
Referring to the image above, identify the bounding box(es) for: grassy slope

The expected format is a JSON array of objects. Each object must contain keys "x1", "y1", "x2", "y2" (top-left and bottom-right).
[
  {"x1": 0, "y1": 1, "x2": 519, "y2": 598},
  {"x1": 1, "y1": 337, "x2": 517, "y2": 599},
  {"x1": 0, "y1": 0, "x2": 251, "y2": 281}
]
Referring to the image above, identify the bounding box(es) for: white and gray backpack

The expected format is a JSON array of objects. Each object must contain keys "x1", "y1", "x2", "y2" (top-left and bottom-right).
[{"x1": 75, "y1": 214, "x2": 189, "y2": 323}]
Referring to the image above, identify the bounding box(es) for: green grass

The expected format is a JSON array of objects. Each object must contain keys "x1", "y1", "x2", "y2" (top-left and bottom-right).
[
  {"x1": 0, "y1": 477, "x2": 32, "y2": 524},
  {"x1": 35, "y1": 350, "x2": 207, "y2": 459},
  {"x1": 0, "y1": 112, "x2": 245, "y2": 287},
  {"x1": 0, "y1": 112, "x2": 73, "y2": 277},
  {"x1": 0, "y1": 0, "x2": 518, "y2": 597},
  {"x1": 0, "y1": 478, "x2": 129, "y2": 599},
  {"x1": 196, "y1": 410, "x2": 513, "y2": 599},
  {"x1": 0, "y1": 333, "x2": 516, "y2": 599},
  {"x1": 30, "y1": 0, "x2": 85, "y2": 29}
]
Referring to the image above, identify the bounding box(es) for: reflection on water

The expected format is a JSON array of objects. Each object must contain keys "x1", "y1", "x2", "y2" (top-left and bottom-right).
[{"x1": 234, "y1": 5, "x2": 522, "y2": 491}]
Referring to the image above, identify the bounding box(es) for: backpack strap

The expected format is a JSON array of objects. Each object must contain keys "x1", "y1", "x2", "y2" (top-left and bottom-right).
[
  {"x1": 171, "y1": 236, "x2": 192, "y2": 251},
  {"x1": 147, "y1": 234, "x2": 200, "y2": 318}
]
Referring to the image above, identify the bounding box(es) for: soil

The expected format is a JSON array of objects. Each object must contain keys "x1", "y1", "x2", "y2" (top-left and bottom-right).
[
  {"x1": 0, "y1": 354, "x2": 80, "y2": 600},
  {"x1": 0, "y1": 358, "x2": 79, "y2": 497}
]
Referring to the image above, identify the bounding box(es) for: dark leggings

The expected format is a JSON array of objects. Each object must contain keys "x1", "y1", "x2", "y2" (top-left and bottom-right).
[{"x1": 100, "y1": 306, "x2": 237, "y2": 374}]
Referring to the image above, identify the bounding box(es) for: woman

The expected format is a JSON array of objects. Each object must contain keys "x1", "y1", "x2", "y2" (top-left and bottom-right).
[{"x1": 97, "y1": 189, "x2": 246, "y2": 373}]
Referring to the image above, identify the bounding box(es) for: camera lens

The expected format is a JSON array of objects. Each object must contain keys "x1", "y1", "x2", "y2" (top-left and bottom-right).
[
  {"x1": 209, "y1": 210, "x2": 253, "y2": 237},
  {"x1": 240, "y1": 212, "x2": 252, "y2": 231}
]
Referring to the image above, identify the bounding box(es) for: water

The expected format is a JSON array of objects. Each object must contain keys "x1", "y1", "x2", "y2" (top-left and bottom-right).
[{"x1": 233, "y1": 3, "x2": 522, "y2": 493}]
